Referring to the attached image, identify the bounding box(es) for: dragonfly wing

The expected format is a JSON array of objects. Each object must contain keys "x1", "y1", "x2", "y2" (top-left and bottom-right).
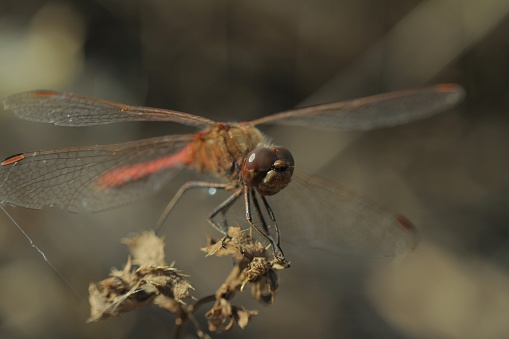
[
  {"x1": 251, "y1": 84, "x2": 464, "y2": 130},
  {"x1": 3, "y1": 91, "x2": 216, "y2": 128},
  {"x1": 0, "y1": 134, "x2": 194, "y2": 212},
  {"x1": 269, "y1": 169, "x2": 418, "y2": 262}
]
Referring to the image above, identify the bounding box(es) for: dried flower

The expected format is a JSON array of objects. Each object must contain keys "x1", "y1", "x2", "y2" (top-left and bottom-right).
[
  {"x1": 88, "y1": 232, "x2": 193, "y2": 322},
  {"x1": 88, "y1": 228, "x2": 289, "y2": 337}
]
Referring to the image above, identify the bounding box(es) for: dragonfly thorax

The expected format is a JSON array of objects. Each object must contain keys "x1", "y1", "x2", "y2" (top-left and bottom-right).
[{"x1": 189, "y1": 123, "x2": 266, "y2": 181}]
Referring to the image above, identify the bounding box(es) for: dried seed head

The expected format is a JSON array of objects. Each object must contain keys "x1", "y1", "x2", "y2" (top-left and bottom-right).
[
  {"x1": 89, "y1": 228, "x2": 288, "y2": 336},
  {"x1": 121, "y1": 231, "x2": 166, "y2": 266},
  {"x1": 205, "y1": 298, "x2": 258, "y2": 333},
  {"x1": 88, "y1": 233, "x2": 193, "y2": 322},
  {"x1": 202, "y1": 226, "x2": 289, "y2": 306}
]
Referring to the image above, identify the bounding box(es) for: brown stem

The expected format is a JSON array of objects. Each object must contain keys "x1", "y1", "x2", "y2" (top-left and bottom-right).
[{"x1": 171, "y1": 294, "x2": 217, "y2": 339}]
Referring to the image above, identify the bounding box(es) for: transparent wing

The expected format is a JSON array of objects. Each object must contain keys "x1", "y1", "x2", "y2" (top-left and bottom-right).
[
  {"x1": 0, "y1": 134, "x2": 194, "y2": 212},
  {"x1": 3, "y1": 90, "x2": 216, "y2": 128},
  {"x1": 251, "y1": 84, "x2": 464, "y2": 130},
  {"x1": 268, "y1": 170, "x2": 418, "y2": 262}
]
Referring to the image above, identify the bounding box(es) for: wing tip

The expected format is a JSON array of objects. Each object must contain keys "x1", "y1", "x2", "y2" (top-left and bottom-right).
[
  {"x1": 3, "y1": 89, "x2": 58, "y2": 110},
  {"x1": 435, "y1": 83, "x2": 466, "y2": 105},
  {"x1": 2, "y1": 95, "x2": 11, "y2": 110},
  {"x1": 394, "y1": 214, "x2": 417, "y2": 232},
  {"x1": 389, "y1": 215, "x2": 420, "y2": 266},
  {"x1": 1, "y1": 153, "x2": 25, "y2": 166},
  {"x1": 394, "y1": 214, "x2": 419, "y2": 250},
  {"x1": 31, "y1": 90, "x2": 59, "y2": 97}
]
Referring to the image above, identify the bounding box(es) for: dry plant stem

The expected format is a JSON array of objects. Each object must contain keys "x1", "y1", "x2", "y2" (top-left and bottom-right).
[
  {"x1": 88, "y1": 228, "x2": 288, "y2": 337},
  {"x1": 171, "y1": 294, "x2": 216, "y2": 339}
]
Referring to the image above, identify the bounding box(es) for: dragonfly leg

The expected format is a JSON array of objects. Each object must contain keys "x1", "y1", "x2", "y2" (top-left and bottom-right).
[
  {"x1": 207, "y1": 188, "x2": 243, "y2": 235},
  {"x1": 261, "y1": 195, "x2": 280, "y2": 245},
  {"x1": 251, "y1": 191, "x2": 270, "y2": 236},
  {"x1": 245, "y1": 188, "x2": 286, "y2": 261},
  {"x1": 155, "y1": 181, "x2": 235, "y2": 234}
]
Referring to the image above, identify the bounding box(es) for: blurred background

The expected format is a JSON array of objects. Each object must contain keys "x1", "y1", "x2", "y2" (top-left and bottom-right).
[{"x1": 0, "y1": 0, "x2": 508, "y2": 338}]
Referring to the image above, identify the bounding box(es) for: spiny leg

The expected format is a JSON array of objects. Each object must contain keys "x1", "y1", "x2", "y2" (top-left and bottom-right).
[
  {"x1": 261, "y1": 195, "x2": 280, "y2": 245},
  {"x1": 250, "y1": 189, "x2": 270, "y2": 235},
  {"x1": 207, "y1": 188, "x2": 243, "y2": 235},
  {"x1": 244, "y1": 187, "x2": 286, "y2": 261},
  {"x1": 155, "y1": 181, "x2": 236, "y2": 234}
]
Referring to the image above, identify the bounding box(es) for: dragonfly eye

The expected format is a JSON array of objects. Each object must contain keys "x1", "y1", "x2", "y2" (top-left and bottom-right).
[
  {"x1": 273, "y1": 146, "x2": 294, "y2": 168},
  {"x1": 242, "y1": 146, "x2": 295, "y2": 196},
  {"x1": 242, "y1": 148, "x2": 277, "y2": 186}
]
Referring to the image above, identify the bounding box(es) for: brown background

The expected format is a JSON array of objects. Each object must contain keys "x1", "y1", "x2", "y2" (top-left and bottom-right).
[{"x1": 0, "y1": 0, "x2": 508, "y2": 338}]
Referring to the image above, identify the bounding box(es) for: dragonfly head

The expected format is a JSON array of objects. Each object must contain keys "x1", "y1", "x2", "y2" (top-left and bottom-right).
[{"x1": 242, "y1": 146, "x2": 294, "y2": 196}]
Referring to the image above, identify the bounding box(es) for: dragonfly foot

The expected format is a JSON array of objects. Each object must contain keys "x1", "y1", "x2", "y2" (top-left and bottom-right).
[{"x1": 220, "y1": 235, "x2": 232, "y2": 249}]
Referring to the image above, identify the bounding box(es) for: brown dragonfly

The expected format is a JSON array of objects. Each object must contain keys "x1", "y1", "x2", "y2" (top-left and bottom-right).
[{"x1": 0, "y1": 84, "x2": 464, "y2": 262}]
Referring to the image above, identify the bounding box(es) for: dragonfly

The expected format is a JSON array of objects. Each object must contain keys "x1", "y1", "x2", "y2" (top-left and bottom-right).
[{"x1": 0, "y1": 84, "x2": 464, "y2": 262}]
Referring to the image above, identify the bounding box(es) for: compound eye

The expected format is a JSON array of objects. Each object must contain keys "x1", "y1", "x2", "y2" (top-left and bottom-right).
[
  {"x1": 274, "y1": 146, "x2": 294, "y2": 167},
  {"x1": 245, "y1": 148, "x2": 277, "y2": 173}
]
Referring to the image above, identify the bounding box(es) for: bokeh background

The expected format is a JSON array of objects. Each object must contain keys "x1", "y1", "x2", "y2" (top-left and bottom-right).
[{"x1": 0, "y1": 0, "x2": 508, "y2": 338}]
